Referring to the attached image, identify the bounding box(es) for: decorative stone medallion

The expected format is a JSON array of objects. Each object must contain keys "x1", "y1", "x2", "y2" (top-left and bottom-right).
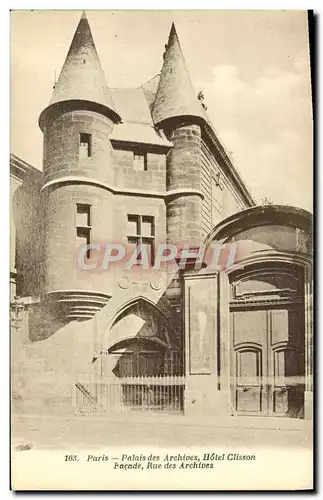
[
  {"x1": 150, "y1": 276, "x2": 163, "y2": 291},
  {"x1": 118, "y1": 276, "x2": 130, "y2": 289}
]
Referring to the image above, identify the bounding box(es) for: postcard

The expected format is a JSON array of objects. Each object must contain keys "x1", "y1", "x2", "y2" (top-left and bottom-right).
[{"x1": 10, "y1": 9, "x2": 313, "y2": 491}]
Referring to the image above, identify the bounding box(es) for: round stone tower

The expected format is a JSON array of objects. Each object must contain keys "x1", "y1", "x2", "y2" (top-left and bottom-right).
[
  {"x1": 152, "y1": 24, "x2": 207, "y2": 307},
  {"x1": 39, "y1": 12, "x2": 121, "y2": 321},
  {"x1": 152, "y1": 23, "x2": 206, "y2": 248}
]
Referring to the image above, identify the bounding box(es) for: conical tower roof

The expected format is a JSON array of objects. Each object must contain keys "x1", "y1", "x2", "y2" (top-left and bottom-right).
[
  {"x1": 152, "y1": 23, "x2": 206, "y2": 126},
  {"x1": 40, "y1": 11, "x2": 120, "y2": 128}
]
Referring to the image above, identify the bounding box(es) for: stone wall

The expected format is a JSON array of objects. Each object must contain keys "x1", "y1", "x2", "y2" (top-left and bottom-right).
[
  {"x1": 43, "y1": 110, "x2": 114, "y2": 185},
  {"x1": 112, "y1": 148, "x2": 166, "y2": 192},
  {"x1": 13, "y1": 175, "x2": 42, "y2": 298},
  {"x1": 200, "y1": 138, "x2": 248, "y2": 238}
]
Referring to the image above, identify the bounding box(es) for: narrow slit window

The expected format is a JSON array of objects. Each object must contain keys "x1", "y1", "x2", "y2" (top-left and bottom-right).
[
  {"x1": 79, "y1": 133, "x2": 92, "y2": 159},
  {"x1": 76, "y1": 204, "x2": 92, "y2": 259},
  {"x1": 211, "y1": 174, "x2": 224, "y2": 226},
  {"x1": 133, "y1": 152, "x2": 147, "y2": 171},
  {"x1": 76, "y1": 204, "x2": 91, "y2": 227},
  {"x1": 76, "y1": 227, "x2": 91, "y2": 258}
]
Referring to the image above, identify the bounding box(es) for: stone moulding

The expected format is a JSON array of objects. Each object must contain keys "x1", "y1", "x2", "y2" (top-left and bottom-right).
[
  {"x1": 42, "y1": 290, "x2": 111, "y2": 321},
  {"x1": 41, "y1": 176, "x2": 205, "y2": 201}
]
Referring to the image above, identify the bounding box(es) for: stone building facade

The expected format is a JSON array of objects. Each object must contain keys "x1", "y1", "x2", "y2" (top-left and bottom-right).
[{"x1": 11, "y1": 13, "x2": 313, "y2": 423}]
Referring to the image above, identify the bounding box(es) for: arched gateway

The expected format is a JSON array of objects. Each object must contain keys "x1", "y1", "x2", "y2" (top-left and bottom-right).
[
  {"x1": 183, "y1": 205, "x2": 312, "y2": 420},
  {"x1": 96, "y1": 297, "x2": 184, "y2": 413}
]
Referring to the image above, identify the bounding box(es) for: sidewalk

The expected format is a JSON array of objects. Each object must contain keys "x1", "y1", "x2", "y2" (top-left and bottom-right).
[
  {"x1": 12, "y1": 411, "x2": 312, "y2": 451},
  {"x1": 12, "y1": 408, "x2": 313, "y2": 430}
]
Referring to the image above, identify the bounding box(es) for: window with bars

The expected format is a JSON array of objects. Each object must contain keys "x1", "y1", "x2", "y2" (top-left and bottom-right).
[
  {"x1": 133, "y1": 152, "x2": 147, "y2": 171},
  {"x1": 76, "y1": 204, "x2": 92, "y2": 259},
  {"x1": 79, "y1": 133, "x2": 92, "y2": 159},
  {"x1": 127, "y1": 214, "x2": 155, "y2": 266}
]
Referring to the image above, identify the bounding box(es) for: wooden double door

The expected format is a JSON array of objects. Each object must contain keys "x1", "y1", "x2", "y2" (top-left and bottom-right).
[{"x1": 230, "y1": 304, "x2": 305, "y2": 418}]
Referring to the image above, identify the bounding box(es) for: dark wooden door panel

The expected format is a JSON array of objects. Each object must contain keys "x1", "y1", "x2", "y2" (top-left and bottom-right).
[
  {"x1": 232, "y1": 310, "x2": 267, "y2": 347},
  {"x1": 236, "y1": 387, "x2": 263, "y2": 412},
  {"x1": 231, "y1": 305, "x2": 305, "y2": 418},
  {"x1": 270, "y1": 336, "x2": 304, "y2": 417},
  {"x1": 235, "y1": 348, "x2": 263, "y2": 413},
  {"x1": 231, "y1": 310, "x2": 267, "y2": 415}
]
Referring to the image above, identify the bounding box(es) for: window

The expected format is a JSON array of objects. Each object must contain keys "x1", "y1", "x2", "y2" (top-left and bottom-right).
[
  {"x1": 76, "y1": 203, "x2": 91, "y2": 227},
  {"x1": 79, "y1": 133, "x2": 92, "y2": 159},
  {"x1": 133, "y1": 152, "x2": 147, "y2": 171},
  {"x1": 76, "y1": 204, "x2": 92, "y2": 258},
  {"x1": 211, "y1": 174, "x2": 224, "y2": 226},
  {"x1": 127, "y1": 214, "x2": 155, "y2": 266}
]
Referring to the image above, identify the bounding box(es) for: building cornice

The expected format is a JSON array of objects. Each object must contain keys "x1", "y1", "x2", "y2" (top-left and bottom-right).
[
  {"x1": 10, "y1": 153, "x2": 42, "y2": 181},
  {"x1": 110, "y1": 138, "x2": 172, "y2": 153},
  {"x1": 204, "y1": 204, "x2": 313, "y2": 247},
  {"x1": 41, "y1": 176, "x2": 204, "y2": 201},
  {"x1": 202, "y1": 123, "x2": 255, "y2": 207}
]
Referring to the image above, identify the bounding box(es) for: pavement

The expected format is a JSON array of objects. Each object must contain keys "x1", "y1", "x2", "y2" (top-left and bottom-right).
[{"x1": 11, "y1": 411, "x2": 313, "y2": 451}]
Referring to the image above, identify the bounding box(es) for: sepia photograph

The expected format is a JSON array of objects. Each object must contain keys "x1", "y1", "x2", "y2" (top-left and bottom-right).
[{"x1": 10, "y1": 9, "x2": 313, "y2": 490}]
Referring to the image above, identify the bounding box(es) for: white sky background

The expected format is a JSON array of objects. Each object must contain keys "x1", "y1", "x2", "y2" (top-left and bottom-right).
[{"x1": 10, "y1": 10, "x2": 313, "y2": 210}]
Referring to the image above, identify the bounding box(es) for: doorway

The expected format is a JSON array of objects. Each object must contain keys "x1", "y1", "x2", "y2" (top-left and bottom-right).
[{"x1": 230, "y1": 304, "x2": 305, "y2": 418}]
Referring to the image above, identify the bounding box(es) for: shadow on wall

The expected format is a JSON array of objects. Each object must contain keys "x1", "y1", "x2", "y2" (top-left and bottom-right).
[
  {"x1": 27, "y1": 302, "x2": 71, "y2": 342},
  {"x1": 23, "y1": 273, "x2": 183, "y2": 355},
  {"x1": 229, "y1": 225, "x2": 312, "y2": 259},
  {"x1": 104, "y1": 298, "x2": 183, "y2": 378},
  {"x1": 13, "y1": 175, "x2": 43, "y2": 297}
]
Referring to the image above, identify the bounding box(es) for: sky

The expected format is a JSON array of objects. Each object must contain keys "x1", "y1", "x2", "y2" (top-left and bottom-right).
[{"x1": 10, "y1": 10, "x2": 313, "y2": 210}]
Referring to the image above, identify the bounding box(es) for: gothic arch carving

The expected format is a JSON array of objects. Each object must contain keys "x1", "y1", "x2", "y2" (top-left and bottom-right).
[
  {"x1": 102, "y1": 295, "x2": 178, "y2": 352},
  {"x1": 98, "y1": 295, "x2": 182, "y2": 378}
]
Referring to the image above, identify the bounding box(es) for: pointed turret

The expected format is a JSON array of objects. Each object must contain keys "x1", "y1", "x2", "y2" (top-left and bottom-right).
[
  {"x1": 152, "y1": 23, "x2": 206, "y2": 126},
  {"x1": 39, "y1": 11, "x2": 120, "y2": 129}
]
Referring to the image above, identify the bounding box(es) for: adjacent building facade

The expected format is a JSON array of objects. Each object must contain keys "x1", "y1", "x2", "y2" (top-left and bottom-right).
[{"x1": 11, "y1": 13, "x2": 313, "y2": 422}]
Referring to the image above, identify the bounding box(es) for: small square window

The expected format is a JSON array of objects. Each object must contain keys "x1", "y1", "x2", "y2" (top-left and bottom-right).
[
  {"x1": 76, "y1": 204, "x2": 91, "y2": 227},
  {"x1": 133, "y1": 152, "x2": 147, "y2": 171},
  {"x1": 79, "y1": 133, "x2": 92, "y2": 158}
]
